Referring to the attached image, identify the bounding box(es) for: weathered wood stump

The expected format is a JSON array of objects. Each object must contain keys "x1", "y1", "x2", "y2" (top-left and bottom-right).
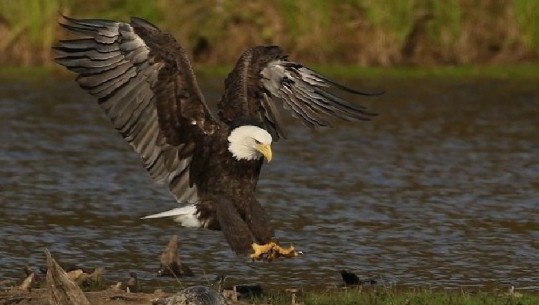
[
  {"x1": 158, "y1": 235, "x2": 194, "y2": 277},
  {"x1": 45, "y1": 249, "x2": 90, "y2": 305}
]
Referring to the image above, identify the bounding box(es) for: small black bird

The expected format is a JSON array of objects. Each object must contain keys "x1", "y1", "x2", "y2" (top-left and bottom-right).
[
  {"x1": 340, "y1": 270, "x2": 377, "y2": 286},
  {"x1": 340, "y1": 270, "x2": 360, "y2": 286}
]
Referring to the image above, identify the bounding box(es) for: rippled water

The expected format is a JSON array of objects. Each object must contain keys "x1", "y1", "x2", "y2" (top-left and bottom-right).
[{"x1": 1, "y1": 73, "x2": 538, "y2": 291}]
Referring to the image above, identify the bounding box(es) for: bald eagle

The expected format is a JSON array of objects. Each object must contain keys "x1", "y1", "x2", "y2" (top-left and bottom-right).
[{"x1": 54, "y1": 16, "x2": 377, "y2": 261}]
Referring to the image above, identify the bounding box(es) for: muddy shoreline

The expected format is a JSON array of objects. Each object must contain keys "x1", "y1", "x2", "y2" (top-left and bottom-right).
[
  {"x1": 1, "y1": 248, "x2": 535, "y2": 305},
  {"x1": 1, "y1": 249, "x2": 243, "y2": 305}
]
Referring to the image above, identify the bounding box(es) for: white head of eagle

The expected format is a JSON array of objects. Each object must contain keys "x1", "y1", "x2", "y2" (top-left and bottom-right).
[{"x1": 228, "y1": 125, "x2": 273, "y2": 162}]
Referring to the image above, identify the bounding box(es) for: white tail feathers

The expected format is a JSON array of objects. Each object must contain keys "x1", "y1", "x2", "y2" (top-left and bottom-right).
[
  {"x1": 141, "y1": 205, "x2": 201, "y2": 228},
  {"x1": 141, "y1": 207, "x2": 189, "y2": 218}
]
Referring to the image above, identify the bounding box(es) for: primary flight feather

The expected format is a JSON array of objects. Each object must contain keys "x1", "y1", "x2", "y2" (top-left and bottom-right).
[{"x1": 54, "y1": 16, "x2": 378, "y2": 260}]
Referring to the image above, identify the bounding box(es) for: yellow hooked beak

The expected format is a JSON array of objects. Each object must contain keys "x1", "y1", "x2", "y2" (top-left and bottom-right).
[{"x1": 256, "y1": 143, "x2": 273, "y2": 162}]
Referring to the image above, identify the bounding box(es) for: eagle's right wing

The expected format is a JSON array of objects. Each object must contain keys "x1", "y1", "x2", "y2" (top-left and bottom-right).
[
  {"x1": 218, "y1": 46, "x2": 379, "y2": 141},
  {"x1": 55, "y1": 16, "x2": 218, "y2": 203}
]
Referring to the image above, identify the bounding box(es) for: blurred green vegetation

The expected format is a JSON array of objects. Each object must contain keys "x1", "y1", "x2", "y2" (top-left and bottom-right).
[
  {"x1": 260, "y1": 288, "x2": 539, "y2": 305},
  {"x1": 0, "y1": 0, "x2": 538, "y2": 67}
]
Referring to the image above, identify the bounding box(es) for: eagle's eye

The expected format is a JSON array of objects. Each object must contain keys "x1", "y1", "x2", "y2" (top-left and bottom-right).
[{"x1": 254, "y1": 139, "x2": 261, "y2": 144}]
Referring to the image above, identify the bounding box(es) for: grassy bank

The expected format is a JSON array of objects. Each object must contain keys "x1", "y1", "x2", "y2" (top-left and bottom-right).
[
  {"x1": 262, "y1": 288, "x2": 539, "y2": 305},
  {"x1": 2, "y1": 287, "x2": 537, "y2": 305},
  {"x1": 0, "y1": 0, "x2": 538, "y2": 67},
  {"x1": 3, "y1": 62, "x2": 539, "y2": 83}
]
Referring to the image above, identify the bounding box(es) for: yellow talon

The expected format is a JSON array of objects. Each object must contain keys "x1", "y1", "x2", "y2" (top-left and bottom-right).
[
  {"x1": 250, "y1": 242, "x2": 302, "y2": 261},
  {"x1": 274, "y1": 244, "x2": 299, "y2": 257},
  {"x1": 250, "y1": 242, "x2": 277, "y2": 261}
]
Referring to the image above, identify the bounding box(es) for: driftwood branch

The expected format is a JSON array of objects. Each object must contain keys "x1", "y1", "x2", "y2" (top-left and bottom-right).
[
  {"x1": 0, "y1": 250, "x2": 198, "y2": 305},
  {"x1": 16, "y1": 273, "x2": 37, "y2": 291},
  {"x1": 45, "y1": 249, "x2": 90, "y2": 305}
]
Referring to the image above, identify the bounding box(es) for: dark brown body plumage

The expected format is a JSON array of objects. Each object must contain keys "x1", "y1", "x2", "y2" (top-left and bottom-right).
[{"x1": 190, "y1": 128, "x2": 273, "y2": 253}]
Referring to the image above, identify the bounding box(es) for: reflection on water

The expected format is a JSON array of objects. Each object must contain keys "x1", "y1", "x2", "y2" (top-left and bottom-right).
[{"x1": 0, "y1": 74, "x2": 538, "y2": 291}]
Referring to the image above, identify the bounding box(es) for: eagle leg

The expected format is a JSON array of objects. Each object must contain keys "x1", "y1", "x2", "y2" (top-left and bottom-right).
[{"x1": 250, "y1": 242, "x2": 302, "y2": 261}]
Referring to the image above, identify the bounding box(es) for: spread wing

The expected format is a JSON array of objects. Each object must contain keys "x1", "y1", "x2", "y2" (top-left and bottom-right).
[
  {"x1": 218, "y1": 46, "x2": 379, "y2": 140},
  {"x1": 54, "y1": 16, "x2": 219, "y2": 203}
]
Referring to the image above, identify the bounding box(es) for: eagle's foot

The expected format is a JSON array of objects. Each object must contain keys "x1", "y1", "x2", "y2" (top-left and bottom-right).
[
  {"x1": 250, "y1": 242, "x2": 302, "y2": 261},
  {"x1": 250, "y1": 242, "x2": 277, "y2": 261},
  {"x1": 273, "y1": 244, "x2": 299, "y2": 258}
]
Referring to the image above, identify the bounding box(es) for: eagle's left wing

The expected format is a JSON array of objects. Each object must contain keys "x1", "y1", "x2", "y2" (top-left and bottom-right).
[
  {"x1": 54, "y1": 16, "x2": 218, "y2": 204},
  {"x1": 218, "y1": 46, "x2": 379, "y2": 140}
]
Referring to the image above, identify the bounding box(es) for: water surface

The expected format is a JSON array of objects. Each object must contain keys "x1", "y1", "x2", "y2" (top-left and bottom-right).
[{"x1": 0, "y1": 73, "x2": 537, "y2": 291}]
